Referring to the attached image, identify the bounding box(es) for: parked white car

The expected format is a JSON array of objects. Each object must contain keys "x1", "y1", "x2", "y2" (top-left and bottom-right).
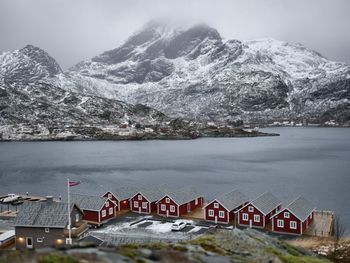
[
  {"x1": 171, "y1": 221, "x2": 187, "y2": 231},
  {"x1": 1, "y1": 194, "x2": 20, "y2": 203}
]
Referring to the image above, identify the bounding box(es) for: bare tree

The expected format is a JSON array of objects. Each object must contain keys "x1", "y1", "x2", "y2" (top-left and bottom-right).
[{"x1": 333, "y1": 215, "x2": 346, "y2": 254}]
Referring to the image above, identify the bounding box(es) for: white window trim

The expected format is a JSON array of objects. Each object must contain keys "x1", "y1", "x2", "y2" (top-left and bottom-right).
[
  {"x1": 134, "y1": 201, "x2": 139, "y2": 208},
  {"x1": 219, "y1": 211, "x2": 225, "y2": 218},
  {"x1": 45, "y1": 228, "x2": 50, "y2": 233},
  {"x1": 242, "y1": 213, "x2": 248, "y2": 221},
  {"x1": 142, "y1": 202, "x2": 148, "y2": 209},
  {"x1": 284, "y1": 211, "x2": 290, "y2": 218},
  {"x1": 170, "y1": 205, "x2": 175, "y2": 212},
  {"x1": 101, "y1": 210, "x2": 106, "y2": 218},
  {"x1": 290, "y1": 221, "x2": 297, "y2": 229},
  {"x1": 165, "y1": 198, "x2": 170, "y2": 203},
  {"x1": 214, "y1": 202, "x2": 219, "y2": 209},
  {"x1": 248, "y1": 206, "x2": 254, "y2": 212},
  {"x1": 37, "y1": 237, "x2": 43, "y2": 243},
  {"x1": 208, "y1": 209, "x2": 214, "y2": 217},
  {"x1": 109, "y1": 207, "x2": 113, "y2": 215},
  {"x1": 106, "y1": 202, "x2": 109, "y2": 207},
  {"x1": 138, "y1": 194, "x2": 142, "y2": 200},
  {"x1": 108, "y1": 193, "x2": 112, "y2": 199},
  {"x1": 277, "y1": 219, "x2": 284, "y2": 228},
  {"x1": 254, "y1": 215, "x2": 260, "y2": 222},
  {"x1": 161, "y1": 204, "x2": 166, "y2": 211}
]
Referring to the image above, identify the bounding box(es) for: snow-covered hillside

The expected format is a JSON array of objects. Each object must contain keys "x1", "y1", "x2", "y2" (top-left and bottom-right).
[{"x1": 58, "y1": 21, "x2": 350, "y2": 123}]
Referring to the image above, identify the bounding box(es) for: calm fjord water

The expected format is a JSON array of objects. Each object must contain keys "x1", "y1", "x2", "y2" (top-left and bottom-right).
[{"x1": 0, "y1": 128, "x2": 349, "y2": 227}]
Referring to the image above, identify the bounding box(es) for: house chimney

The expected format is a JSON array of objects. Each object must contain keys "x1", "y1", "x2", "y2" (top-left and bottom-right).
[{"x1": 46, "y1": 196, "x2": 54, "y2": 204}]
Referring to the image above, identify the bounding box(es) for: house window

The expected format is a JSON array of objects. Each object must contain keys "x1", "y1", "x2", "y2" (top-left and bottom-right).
[
  {"x1": 254, "y1": 215, "x2": 260, "y2": 222},
  {"x1": 75, "y1": 214, "x2": 80, "y2": 222},
  {"x1": 106, "y1": 202, "x2": 109, "y2": 207},
  {"x1": 284, "y1": 212, "x2": 290, "y2": 218},
  {"x1": 195, "y1": 198, "x2": 198, "y2": 205},
  {"x1": 214, "y1": 202, "x2": 219, "y2": 209},
  {"x1": 165, "y1": 198, "x2": 170, "y2": 203},
  {"x1": 290, "y1": 221, "x2": 297, "y2": 229},
  {"x1": 45, "y1": 228, "x2": 50, "y2": 233},
  {"x1": 138, "y1": 194, "x2": 142, "y2": 200},
  {"x1": 277, "y1": 219, "x2": 284, "y2": 228},
  {"x1": 161, "y1": 204, "x2": 166, "y2": 211},
  {"x1": 102, "y1": 210, "x2": 106, "y2": 218},
  {"x1": 248, "y1": 206, "x2": 254, "y2": 212},
  {"x1": 170, "y1": 205, "x2": 175, "y2": 212},
  {"x1": 109, "y1": 207, "x2": 113, "y2": 215},
  {"x1": 142, "y1": 202, "x2": 148, "y2": 209},
  {"x1": 242, "y1": 213, "x2": 248, "y2": 221},
  {"x1": 37, "y1": 238, "x2": 43, "y2": 243},
  {"x1": 208, "y1": 209, "x2": 214, "y2": 217},
  {"x1": 108, "y1": 193, "x2": 112, "y2": 199},
  {"x1": 219, "y1": 211, "x2": 225, "y2": 218},
  {"x1": 134, "y1": 201, "x2": 139, "y2": 208}
]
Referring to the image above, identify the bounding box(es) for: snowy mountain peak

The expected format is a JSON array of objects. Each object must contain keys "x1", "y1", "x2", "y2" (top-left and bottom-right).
[{"x1": 0, "y1": 45, "x2": 62, "y2": 84}]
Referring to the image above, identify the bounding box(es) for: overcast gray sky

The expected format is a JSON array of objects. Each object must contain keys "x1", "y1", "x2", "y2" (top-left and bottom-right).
[{"x1": 1, "y1": 0, "x2": 349, "y2": 69}]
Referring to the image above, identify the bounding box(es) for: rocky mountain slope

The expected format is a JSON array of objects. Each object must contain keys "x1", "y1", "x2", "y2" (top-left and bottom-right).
[{"x1": 57, "y1": 21, "x2": 350, "y2": 124}]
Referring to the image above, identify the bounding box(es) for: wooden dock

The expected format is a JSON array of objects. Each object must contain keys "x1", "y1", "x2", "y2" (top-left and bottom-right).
[{"x1": 305, "y1": 210, "x2": 334, "y2": 237}]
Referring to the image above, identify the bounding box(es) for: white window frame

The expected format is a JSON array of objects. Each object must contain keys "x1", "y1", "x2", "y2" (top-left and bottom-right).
[
  {"x1": 45, "y1": 228, "x2": 50, "y2": 233},
  {"x1": 138, "y1": 194, "x2": 142, "y2": 200},
  {"x1": 208, "y1": 209, "x2": 214, "y2": 217},
  {"x1": 195, "y1": 198, "x2": 198, "y2": 205},
  {"x1": 134, "y1": 201, "x2": 139, "y2": 208},
  {"x1": 284, "y1": 211, "x2": 290, "y2": 218},
  {"x1": 106, "y1": 202, "x2": 109, "y2": 207},
  {"x1": 170, "y1": 205, "x2": 175, "y2": 212},
  {"x1": 108, "y1": 193, "x2": 112, "y2": 199},
  {"x1": 277, "y1": 219, "x2": 284, "y2": 228},
  {"x1": 142, "y1": 202, "x2": 148, "y2": 209},
  {"x1": 75, "y1": 213, "x2": 79, "y2": 222},
  {"x1": 219, "y1": 211, "x2": 225, "y2": 218},
  {"x1": 254, "y1": 214, "x2": 260, "y2": 222},
  {"x1": 109, "y1": 207, "x2": 113, "y2": 215},
  {"x1": 290, "y1": 221, "x2": 297, "y2": 229},
  {"x1": 101, "y1": 210, "x2": 106, "y2": 218},
  {"x1": 248, "y1": 206, "x2": 254, "y2": 212},
  {"x1": 37, "y1": 237, "x2": 43, "y2": 243},
  {"x1": 242, "y1": 213, "x2": 248, "y2": 221},
  {"x1": 214, "y1": 202, "x2": 219, "y2": 209},
  {"x1": 161, "y1": 204, "x2": 166, "y2": 211},
  {"x1": 165, "y1": 198, "x2": 170, "y2": 203}
]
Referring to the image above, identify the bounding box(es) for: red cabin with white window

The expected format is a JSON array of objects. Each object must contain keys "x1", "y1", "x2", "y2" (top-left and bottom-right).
[
  {"x1": 204, "y1": 190, "x2": 249, "y2": 224},
  {"x1": 237, "y1": 192, "x2": 281, "y2": 229},
  {"x1": 102, "y1": 186, "x2": 138, "y2": 212},
  {"x1": 70, "y1": 194, "x2": 116, "y2": 226},
  {"x1": 130, "y1": 186, "x2": 167, "y2": 214},
  {"x1": 271, "y1": 196, "x2": 315, "y2": 235},
  {"x1": 157, "y1": 186, "x2": 204, "y2": 218}
]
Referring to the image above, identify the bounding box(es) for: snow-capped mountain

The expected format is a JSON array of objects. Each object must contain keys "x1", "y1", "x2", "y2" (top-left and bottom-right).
[{"x1": 58, "y1": 21, "x2": 350, "y2": 124}]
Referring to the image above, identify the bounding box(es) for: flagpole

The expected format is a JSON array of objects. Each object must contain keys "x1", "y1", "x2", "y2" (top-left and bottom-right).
[{"x1": 67, "y1": 178, "x2": 72, "y2": 244}]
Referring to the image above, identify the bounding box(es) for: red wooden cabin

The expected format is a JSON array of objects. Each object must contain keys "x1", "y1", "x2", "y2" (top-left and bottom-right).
[
  {"x1": 237, "y1": 192, "x2": 282, "y2": 229},
  {"x1": 157, "y1": 186, "x2": 204, "y2": 218},
  {"x1": 102, "y1": 186, "x2": 139, "y2": 212},
  {"x1": 130, "y1": 186, "x2": 167, "y2": 214},
  {"x1": 204, "y1": 190, "x2": 249, "y2": 224},
  {"x1": 271, "y1": 196, "x2": 315, "y2": 235},
  {"x1": 70, "y1": 194, "x2": 116, "y2": 226}
]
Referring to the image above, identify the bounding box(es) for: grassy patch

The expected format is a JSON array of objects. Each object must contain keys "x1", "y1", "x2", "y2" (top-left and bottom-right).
[
  {"x1": 267, "y1": 247, "x2": 329, "y2": 263},
  {"x1": 188, "y1": 235, "x2": 227, "y2": 255},
  {"x1": 38, "y1": 254, "x2": 80, "y2": 263}
]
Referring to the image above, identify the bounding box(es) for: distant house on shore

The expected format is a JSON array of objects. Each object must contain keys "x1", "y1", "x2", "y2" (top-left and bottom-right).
[
  {"x1": 271, "y1": 196, "x2": 315, "y2": 235},
  {"x1": 102, "y1": 186, "x2": 139, "y2": 212},
  {"x1": 237, "y1": 192, "x2": 282, "y2": 229},
  {"x1": 70, "y1": 194, "x2": 116, "y2": 226},
  {"x1": 157, "y1": 186, "x2": 204, "y2": 218},
  {"x1": 14, "y1": 197, "x2": 87, "y2": 250},
  {"x1": 204, "y1": 190, "x2": 249, "y2": 224},
  {"x1": 130, "y1": 186, "x2": 168, "y2": 214}
]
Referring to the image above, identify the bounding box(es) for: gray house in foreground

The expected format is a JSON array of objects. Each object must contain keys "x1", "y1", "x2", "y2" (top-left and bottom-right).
[{"x1": 14, "y1": 197, "x2": 88, "y2": 250}]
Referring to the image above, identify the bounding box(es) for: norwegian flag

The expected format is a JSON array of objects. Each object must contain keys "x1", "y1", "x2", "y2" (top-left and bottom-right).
[{"x1": 68, "y1": 181, "x2": 81, "y2": 187}]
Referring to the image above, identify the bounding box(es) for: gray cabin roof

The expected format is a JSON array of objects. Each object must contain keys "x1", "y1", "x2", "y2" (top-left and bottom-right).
[
  {"x1": 166, "y1": 186, "x2": 202, "y2": 205},
  {"x1": 214, "y1": 190, "x2": 249, "y2": 211},
  {"x1": 286, "y1": 196, "x2": 315, "y2": 221},
  {"x1": 136, "y1": 184, "x2": 169, "y2": 202},
  {"x1": 70, "y1": 194, "x2": 108, "y2": 211},
  {"x1": 251, "y1": 192, "x2": 281, "y2": 215},
  {"x1": 14, "y1": 200, "x2": 77, "y2": 228},
  {"x1": 112, "y1": 186, "x2": 140, "y2": 201}
]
